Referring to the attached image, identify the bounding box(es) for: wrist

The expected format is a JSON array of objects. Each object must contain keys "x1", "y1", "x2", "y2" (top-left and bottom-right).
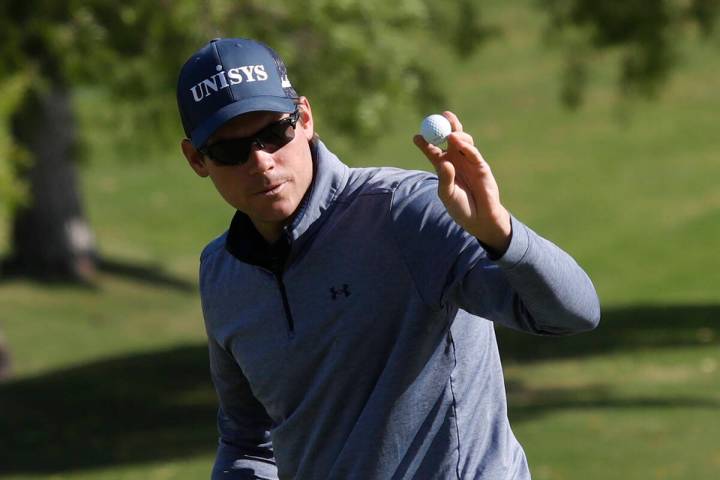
[{"x1": 472, "y1": 208, "x2": 512, "y2": 256}]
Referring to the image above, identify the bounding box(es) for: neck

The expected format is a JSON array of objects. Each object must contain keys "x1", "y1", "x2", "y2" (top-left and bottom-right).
[{"x1": 253, "y1": 220, "x2": 284, "y2": 244}]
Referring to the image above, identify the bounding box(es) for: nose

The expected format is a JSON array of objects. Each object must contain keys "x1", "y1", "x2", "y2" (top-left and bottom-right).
[{"x1": 246, "y1": 147, "x2": 275, "y2": 175}]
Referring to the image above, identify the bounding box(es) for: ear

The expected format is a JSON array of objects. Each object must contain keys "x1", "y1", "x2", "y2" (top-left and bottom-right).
[
  {"x1": 181, "y1": 139, "x2": 210, "y2": 177},
  {"x1": 296, "y1": 96, "x2": 314, "y2": 141}
]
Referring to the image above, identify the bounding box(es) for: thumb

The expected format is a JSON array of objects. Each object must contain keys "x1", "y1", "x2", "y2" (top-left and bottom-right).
[
  {"x1": 434, "y1": 158, "x2": 455, "y2": 202},
  {"x1": 413, "y1": 134, "x2": 455, "y2": 201}
]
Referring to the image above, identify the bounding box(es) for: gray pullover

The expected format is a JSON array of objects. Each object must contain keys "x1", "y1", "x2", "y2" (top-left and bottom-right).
[{"x1": 199, "y1": 140, "x2": 600, "y2": 479}]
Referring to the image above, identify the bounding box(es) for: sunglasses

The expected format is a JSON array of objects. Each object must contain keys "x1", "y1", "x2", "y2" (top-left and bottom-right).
[{"x1": 200, "y1": 108, "x2": 300, "y2": 165}]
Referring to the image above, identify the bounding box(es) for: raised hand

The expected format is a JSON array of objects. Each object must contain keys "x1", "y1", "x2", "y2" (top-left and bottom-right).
[{"x1": 413, "y1": 111, "x2": 512, "y2": 255}]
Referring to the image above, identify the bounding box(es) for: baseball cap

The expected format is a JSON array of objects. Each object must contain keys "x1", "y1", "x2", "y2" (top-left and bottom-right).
[{"x1": 177, "y1": 38, "x2": 298, "y2": 148}]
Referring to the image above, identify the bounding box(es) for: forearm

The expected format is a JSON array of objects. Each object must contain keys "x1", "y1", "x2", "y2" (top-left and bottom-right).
[
  {"x1": 207, "y1": 337, "x2": 278, "y2": 479},
  {"x1": 492, "y1": 215, "x2": 600, "y2": 334}
]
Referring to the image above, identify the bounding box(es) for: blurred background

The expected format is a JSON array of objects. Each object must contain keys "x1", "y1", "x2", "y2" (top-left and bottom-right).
[{"x1": 1, "y1": 0, "x2": 718, "y2": 479}]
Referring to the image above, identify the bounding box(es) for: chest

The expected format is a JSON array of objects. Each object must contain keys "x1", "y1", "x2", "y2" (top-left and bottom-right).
[{"x1": 202, "y1": 214, "x2": 427, "y2": 420}]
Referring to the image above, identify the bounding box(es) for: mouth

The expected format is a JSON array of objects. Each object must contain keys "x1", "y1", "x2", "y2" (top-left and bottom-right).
[{"x1": 257, "y1": 180, "x2": 287, "y2": 196}]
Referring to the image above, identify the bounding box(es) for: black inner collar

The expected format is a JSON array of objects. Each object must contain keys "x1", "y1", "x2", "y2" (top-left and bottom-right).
[{"x1": 225, "y1": 211, "x2": 291, "y2": 273}]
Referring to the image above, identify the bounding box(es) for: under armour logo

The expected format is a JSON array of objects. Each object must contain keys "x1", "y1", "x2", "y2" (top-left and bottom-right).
[{"x1": 330, "y1": 284, "x2": 351, "y2": 300}]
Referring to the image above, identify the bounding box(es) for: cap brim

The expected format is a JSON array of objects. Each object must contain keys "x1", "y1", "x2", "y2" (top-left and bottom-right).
[{"x1": 190, "y1": 96, "x2": 296, "y2": 148}]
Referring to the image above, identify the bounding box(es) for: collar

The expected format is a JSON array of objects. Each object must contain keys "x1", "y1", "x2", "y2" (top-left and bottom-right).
[
  {"x1": 225, "y1": 211, "x2": 290, "y2": 271},
  {"x1": 225, "y1": 139, "x2": 350, "y2": 268}
]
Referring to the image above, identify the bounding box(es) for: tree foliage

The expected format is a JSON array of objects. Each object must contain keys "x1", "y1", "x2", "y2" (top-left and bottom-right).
[
  {"x1": 0, "y1": 0, "x2": 718, "y2": 211},
  {"x1": 0, "y1": 0, "x2": 491, "y2": 216},
  {"x1": 0, "y1": 0, "x2": 488, "y2": 137},
  {"x1": 541, "y1": 0, "x2": 720, "y2": 106}
]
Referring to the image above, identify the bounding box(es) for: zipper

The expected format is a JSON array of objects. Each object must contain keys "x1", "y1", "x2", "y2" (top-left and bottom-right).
[
  {"x1": 274, "y1": 272, "x2": 296, "y2": 338},
  {"x1": 268, "y1": 246, "x2": 295, "y2": 338}
]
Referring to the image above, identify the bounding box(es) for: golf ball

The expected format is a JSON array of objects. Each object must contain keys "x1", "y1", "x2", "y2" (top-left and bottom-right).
[{"x1": 420, "y1": 114, "x2": 452, "y2": 146}]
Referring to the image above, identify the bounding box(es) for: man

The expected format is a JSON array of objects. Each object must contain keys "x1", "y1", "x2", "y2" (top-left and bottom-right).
[{"x1": 178, "y1": 38, "x2": 600, "y2": 480}]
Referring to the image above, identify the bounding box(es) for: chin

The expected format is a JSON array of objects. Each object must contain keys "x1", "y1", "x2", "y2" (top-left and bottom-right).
[{"x1": 259, "y1": 199, "x2": 299, "y2": 223}]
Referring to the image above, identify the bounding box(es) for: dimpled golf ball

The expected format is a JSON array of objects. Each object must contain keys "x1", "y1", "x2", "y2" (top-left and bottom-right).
[{"x1": 420, "y1": 114, "x2": 452, "y2": 147}]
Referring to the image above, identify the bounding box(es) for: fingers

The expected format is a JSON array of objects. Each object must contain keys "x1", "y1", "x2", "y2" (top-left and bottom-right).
[
  {"x1": 442, "y1": 112, "x2": 481, "y2": 159},
  {"x1": 448, "y1": 133, "x2": 483, "y2": 165},
  {"x1": 414, "y1": 127, "x2": 484, "y2": 171},
  {"x1": 413, "y1": 134, "x2": 443, "y2": 159},
  {"x1": 443, "y1": 111, "x2": 463, "y2": 132},
  {"x1": 448, "y1": 131, "x2": 474, "y2": 146},
  {"x1": 413, "y1": 133, "x2": 449, "y2": 174},
  {"x1": 414, "y1": 109, "x2": 485, "y2": 191},
  {"x1": 413, "y1": 134, "x2": 456, "y2": 200},
  {"x1": 441, "y1": 109, "x2": 475, "y2": 152},
  {"x1": 435, "y1": 158, "x2": 456, "y2": 201}
]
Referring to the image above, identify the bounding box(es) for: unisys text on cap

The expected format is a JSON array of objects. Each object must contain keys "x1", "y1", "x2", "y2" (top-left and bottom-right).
[{"x1": 177, "y1": 38, "x2": 298, "y2": 148}]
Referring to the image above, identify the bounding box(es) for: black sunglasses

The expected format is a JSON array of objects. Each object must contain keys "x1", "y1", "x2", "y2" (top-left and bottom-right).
[{"x1": 200, "y1": 108, "x2": 300, "y2": 165}]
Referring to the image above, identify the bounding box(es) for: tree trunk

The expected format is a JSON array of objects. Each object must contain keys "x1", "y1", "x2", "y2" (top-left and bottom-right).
[
  {"x1": 4, "y1": 86, "x2": 96, "y2": 282},
  {"x1": 0, "y1": 330, "x2": 11, "y2": 381}
]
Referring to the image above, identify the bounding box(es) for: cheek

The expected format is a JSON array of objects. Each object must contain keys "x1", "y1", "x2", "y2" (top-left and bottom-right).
[
  {"x1": 209, "y1": 171, "x2": 249, "y2": 205},
  {"x1": 298, "y1": 161, "x2": 313, "y2": 192},
  {"x1": 285, "y1": 142, "x2": 314, "y2": 189}
]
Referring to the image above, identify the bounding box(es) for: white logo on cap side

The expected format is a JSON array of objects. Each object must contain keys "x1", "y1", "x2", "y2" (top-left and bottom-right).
[{"x1": 190, "y1": 64, "x2": 270, "y2": 102}]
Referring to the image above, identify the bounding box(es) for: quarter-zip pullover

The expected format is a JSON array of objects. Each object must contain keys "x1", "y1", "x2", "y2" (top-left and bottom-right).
[{"x1": 200, "y1": 140, "x2": 600, "y2": 479}]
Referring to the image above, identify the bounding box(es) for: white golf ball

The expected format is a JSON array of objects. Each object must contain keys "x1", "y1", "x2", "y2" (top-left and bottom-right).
[{"x1": 420, "y1": 114, "x2": 452, "y2": 146}]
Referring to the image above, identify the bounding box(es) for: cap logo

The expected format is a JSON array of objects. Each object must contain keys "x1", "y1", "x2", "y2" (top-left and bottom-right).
[{"x1": 189, "y1": 64, "x2": 269, "y2": 102}]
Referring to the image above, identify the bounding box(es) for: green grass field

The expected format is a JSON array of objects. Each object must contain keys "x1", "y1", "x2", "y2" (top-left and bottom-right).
[{"x1": 1, "y1": 3, "x2": 719, "y2": 479}]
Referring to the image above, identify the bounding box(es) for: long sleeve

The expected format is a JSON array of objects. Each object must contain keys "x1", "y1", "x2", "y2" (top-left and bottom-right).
[
  {"x1": 449, "y1": 216, "x2": 600, "y2": 334},
  {"x1": 208, "y1": 337, "x2": 278, "y2": 479},
  {"x1": 390, "y1": 174, "x2": 600, "y2": 335}
]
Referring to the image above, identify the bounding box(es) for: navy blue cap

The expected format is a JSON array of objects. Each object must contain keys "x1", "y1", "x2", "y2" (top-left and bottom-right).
[{"x1": 177, "y1": 38, "x2": 298, "y2": 148}]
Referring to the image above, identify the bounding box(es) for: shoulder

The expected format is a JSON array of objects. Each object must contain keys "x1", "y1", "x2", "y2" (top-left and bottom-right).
[
  {"x1": 198, "y1": 231, "x2": 232, "y2": 300},
  {"x1": 336, "y1": 166, "x2": 443, "y2": 227},
  {"x1": 341, "y1": 167, "x2": 437, "y2": 200},
  {"x1": 200, "y1": 231, "x2": 229, "y2": 265}
]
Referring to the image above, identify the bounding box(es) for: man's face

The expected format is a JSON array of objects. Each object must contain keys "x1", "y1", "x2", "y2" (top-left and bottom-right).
[{"x1": 182, "y1": 97, "x2": 315, "y2": 240}]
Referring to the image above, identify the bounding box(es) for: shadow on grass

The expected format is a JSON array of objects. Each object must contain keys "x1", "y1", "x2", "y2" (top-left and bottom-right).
[
  {"x1": 506, "y1": 382, "x2": 720, "y2": 424},
  {"x1": 97, "y1": 256, "x2": 195, "y2": 292},
  {"x1": 0, "y1": 304, "x2": 717, "y2": 475},
  {"x1": 498, "y1": 303, "x2": 720, "y2": 424},
  {"x1": 496, "y1": 303, "x2": 719, "y2": 362},
  {"x1": 0, "y1": 255, "x2": 195, "y2": 292},
  {"x1": 0, "y1": 344, "x2": 216, "y2": 475}
]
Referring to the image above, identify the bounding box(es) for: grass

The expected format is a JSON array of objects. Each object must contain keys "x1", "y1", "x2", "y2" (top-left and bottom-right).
[{"x1": 2, "y1": 2, "x2": 719, "y2": 479}]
